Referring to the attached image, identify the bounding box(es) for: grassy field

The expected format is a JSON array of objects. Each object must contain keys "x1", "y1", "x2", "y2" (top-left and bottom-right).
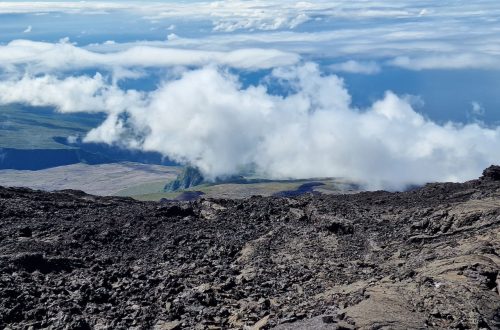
[
  {"x1": 114, "y1": 180, "x2": 175, "y2": 197},
  {"x1": 126, "y1": 178, "x2": 359, "y2": 201},
  {"x1": 127, "y1": 182, "x2": 300, "y2": 201},
  {"x1": 0, "y1": 158, "x2": 359, "y2": 200},
  {"x1": 0, "y1": 105, "x2": 103, "y2": 149}
]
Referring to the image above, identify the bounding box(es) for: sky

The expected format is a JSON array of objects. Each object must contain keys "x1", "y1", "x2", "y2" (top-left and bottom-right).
[{"x1": 0, "y1": 0, "x2": 499, "y2": 189}]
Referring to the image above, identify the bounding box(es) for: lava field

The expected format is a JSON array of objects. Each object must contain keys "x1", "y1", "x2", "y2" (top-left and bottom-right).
[{"x1": 1, "y1": 167, "x2": 499, "y2": 329}]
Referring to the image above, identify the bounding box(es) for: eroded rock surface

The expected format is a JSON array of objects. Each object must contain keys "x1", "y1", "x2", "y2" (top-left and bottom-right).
[{"x1": 0, "y1": 173, "x2": 499, "y2": 329}]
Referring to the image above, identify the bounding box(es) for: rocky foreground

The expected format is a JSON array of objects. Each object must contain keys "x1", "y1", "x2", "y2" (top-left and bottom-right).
[{"x1": 1, "y1": 168, "x2": 500, "y2": 329}]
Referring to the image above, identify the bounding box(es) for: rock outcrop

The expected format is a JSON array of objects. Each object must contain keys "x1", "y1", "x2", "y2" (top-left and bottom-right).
[
  {"x1": 482, "y1": 165, "x2": 500, "y2": 181},
  {"x1": 164, "y1": 166, "x2": 205, "y2": 192},
  {"x1": 0, "y1": 171, "x2": 499, "y2": 329}
]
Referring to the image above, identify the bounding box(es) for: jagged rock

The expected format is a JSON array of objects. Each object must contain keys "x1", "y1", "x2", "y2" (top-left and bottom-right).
[
  {"x1": 251, "y1": 315, "x2": 270, "y2": 330},
  {"x1": 154, "y1": 320, "x2": 181, "y2": 330},
  {"x1": 323, "y1": 219, "x2": 354, "y2": 235},
  {"x1": 0, "y1": 167, "x2": 499, "y2": 329},
  {"x1": 18, "y1": 226, "x2": 32, "y2": 237},
  {"x1": 481, "y1": 165, "x2": 500, "y2": 181}
]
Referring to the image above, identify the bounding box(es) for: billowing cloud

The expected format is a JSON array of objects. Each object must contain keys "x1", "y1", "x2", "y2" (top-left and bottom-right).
[
  {"x1": 1, "y1": 64, "x2": 499, "y2": 190},
  {"x1": 0, "y1": 73, "x2": 143, "y2": 113}
]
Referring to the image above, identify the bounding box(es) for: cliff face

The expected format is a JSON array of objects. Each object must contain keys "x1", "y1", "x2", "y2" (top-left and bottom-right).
[
  {"x1": 164, "y1": 166, "x2": 205, "y2": 192},
  {"x1": 0, "y1": 168, "x2": 499, "y2": 329}
]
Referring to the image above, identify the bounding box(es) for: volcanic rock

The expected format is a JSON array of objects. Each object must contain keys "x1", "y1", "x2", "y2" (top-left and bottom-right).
[
  {"x1": 482, "y1": 165, "x2": 500, "y2": 181},
  {"x1": 0, "y1": 170, "x2": 499, "y2": 329}
]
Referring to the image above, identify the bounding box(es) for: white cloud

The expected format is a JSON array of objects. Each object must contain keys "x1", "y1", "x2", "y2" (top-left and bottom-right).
[
  {"x1": 213, "y1": 13, "x2": 311, "y2": 32},
  {"x1": 418, "y1": 9, "x2": 428, "y2": 17},
  {"x1": 23, "y1": 25, "x2": 32, "y2": 33},
  {"x1": 0, "y1": 39, "x2": 300, "y2": 73},
  {"x1": 0, "y1": 73, "x2": 143, "y2": 113},
  {"x1": 0, "y1": 2, "x2": 131, "y2": 14},
  {"x1": 1, "y1": 64, "x2": 499, "y2": 190},
  {"x1": 166, "y1": 33, "x2": 179, "y2": 41},
  {"x1": 78, "y1": 17, "x2": 500, "y2": 72},
  {"x1": 329, "y1": 60, "x2": 381, "y2": 75},
  {"x1": 389, "y1": 54, "x2": 500, "y2": 70},
  {"x1": 2, "y1": 1, "x2": 500, "y2": 72},
  {"x1": 470, "y1": 101, "x2": 485, "y2": 116},
  {"x1": 0, "y1": 1, "x2": 320, "y2": 31}
]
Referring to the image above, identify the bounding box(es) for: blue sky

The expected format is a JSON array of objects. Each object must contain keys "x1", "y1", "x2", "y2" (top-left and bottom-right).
[{"x1": 0, "y1": 1, "x2": 500, "y2": 188}]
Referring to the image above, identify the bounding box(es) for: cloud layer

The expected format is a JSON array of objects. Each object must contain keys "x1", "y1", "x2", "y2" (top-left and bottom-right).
[
  {"x1": 2, "y1": 1, "x2": 500, "y2": 71},
  {"x1": 0, "y1": 40, "x2": 299, "y2": 74},
  {"x1": 1, "y1": 64, "x2": 499, "y2": 190}
]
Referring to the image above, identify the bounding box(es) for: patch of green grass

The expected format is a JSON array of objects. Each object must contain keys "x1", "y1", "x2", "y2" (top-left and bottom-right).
[
  {"x1": 128, "y1": 181, "x2": 304, "y2": 201},
  {"x1": 128, "y1": 178, "x2": 360, "y2": 201},
  {"x1": 129, "y1": 192, "x2": 181, "y2": 201},
  {"x1": 114, "y1": 180, "x2": 173, "y2": 197}
]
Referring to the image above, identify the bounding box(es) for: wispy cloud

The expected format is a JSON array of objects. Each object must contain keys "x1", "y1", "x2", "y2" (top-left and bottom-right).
[
  {"x1": 22, "y1": 25, "x2": 32, "y2": 33},
  {"x1": 2, "y1": 1, "x2": 500, "y2": 71},
  {"x1": 329, "y1": 60, "x2": 381, "y2": 75},
  {"x1": 471, "y1": 102, "x2": 485, "y2": 116},
  {"x1": 389, "y1": 54, "x2": 500, "y2": 70}
]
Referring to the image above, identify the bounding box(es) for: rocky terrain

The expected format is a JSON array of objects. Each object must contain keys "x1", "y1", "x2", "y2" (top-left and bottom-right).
[{"x1": 0, "y1": 167, "x2": 499, "y2": 329}]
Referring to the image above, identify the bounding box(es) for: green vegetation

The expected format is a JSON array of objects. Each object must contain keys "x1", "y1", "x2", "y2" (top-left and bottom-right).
[
  {"x1": 0, "y1": 105, "x2": 103, "y2": 149},
  {"x1": 129, "y1": 181, "x2": 299, "y2": 201},
  {"x1": 114, "y1": 180, "x2": 175, "y2": 197},
  {"x1": 126, "y1": 178, "x2": 359, "y2": 201}
]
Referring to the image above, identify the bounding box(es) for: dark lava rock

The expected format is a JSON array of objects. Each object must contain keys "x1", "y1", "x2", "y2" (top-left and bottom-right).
[
  {"x1": 10, "y1": 253, "x2": 80, "y2": 273},
  {"x1": 161, "y1": 191, "x2": 205, "y2": 202},
  {"x1": 323, "y1": 219, "x2": 354, "y2": 235},
  {"x1": 482, "y1": 165, "x2": 500, "y2": 181},
  {"x1": 18, "y1": 226, "x2": 32, "y2": 237},
  {"x1": 0, "y1": 168, "x2": 500, "y2": 329},
  {"x1": 273, "y1": 182, "x2": 325, "y2": 197},
  {"x1": 322, "y1": 315, "x2": 337, "y2": 324}
]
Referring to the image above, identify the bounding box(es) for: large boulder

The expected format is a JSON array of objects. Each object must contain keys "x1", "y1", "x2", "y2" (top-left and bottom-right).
[{"x1": 481, "y1": 165, "x2": 500, "y2": 181}]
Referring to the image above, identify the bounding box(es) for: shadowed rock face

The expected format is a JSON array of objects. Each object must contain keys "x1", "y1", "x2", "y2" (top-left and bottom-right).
[
  {"x1": 482, "y1": 165, "x2": 500, "y2": 181},
  {"x1": 164, "y1": 166, "x2": 205, "y2": 192},
  {"x1": 0, "y1": 171, "x2": 499, "y2": 329}
]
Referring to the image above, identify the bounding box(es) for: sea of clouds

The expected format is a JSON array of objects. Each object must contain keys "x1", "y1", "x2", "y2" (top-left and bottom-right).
[{"x1": 1, "y1": 0, "x2": 500, "y2": 189}]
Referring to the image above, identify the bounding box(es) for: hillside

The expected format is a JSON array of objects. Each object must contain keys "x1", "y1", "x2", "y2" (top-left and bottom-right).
[
  {"x1": 0, "y1": 167, "x2": 499, "y2": 329},
  {"x1": 0, "y1": 105, "x2": 176, "y2": 170},
  {"x1": 0, "y1": 163, "x2": 181, "y2": 196}
]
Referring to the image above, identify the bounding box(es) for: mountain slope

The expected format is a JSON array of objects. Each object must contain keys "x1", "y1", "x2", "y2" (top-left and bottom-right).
[{"x1": 0, "y1": 167, "x2": 499, "y2": 329}]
